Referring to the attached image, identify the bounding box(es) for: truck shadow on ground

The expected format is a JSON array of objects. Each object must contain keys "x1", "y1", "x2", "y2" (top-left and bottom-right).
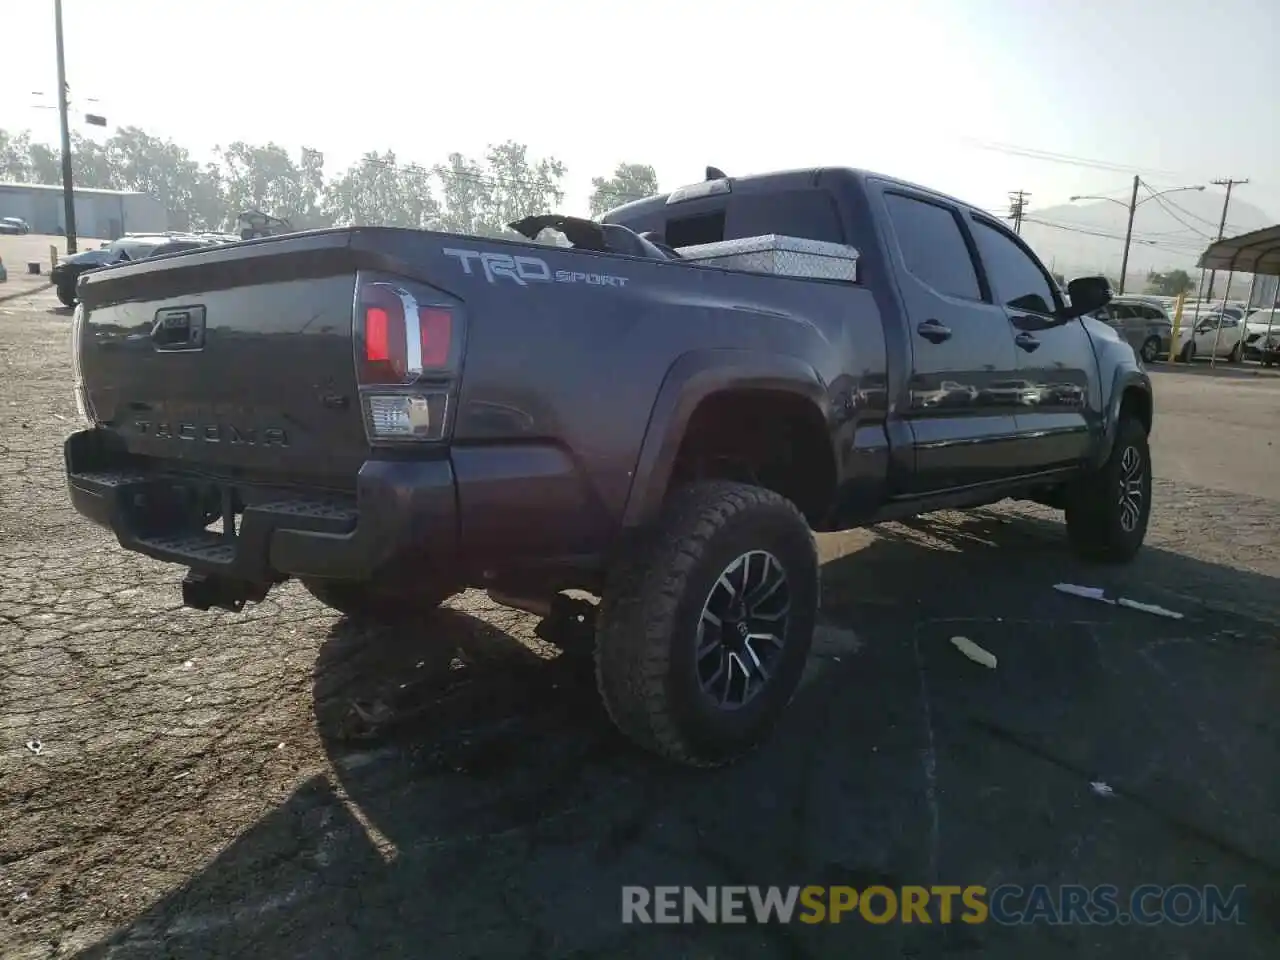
[{"x1": 76, "y1": 511, "x2": 1280, "y2": 959}]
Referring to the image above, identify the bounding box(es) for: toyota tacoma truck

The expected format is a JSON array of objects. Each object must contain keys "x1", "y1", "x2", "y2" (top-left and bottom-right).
[{"x1": 64, "y1": 166, "x2": 1152, "y2": 767}]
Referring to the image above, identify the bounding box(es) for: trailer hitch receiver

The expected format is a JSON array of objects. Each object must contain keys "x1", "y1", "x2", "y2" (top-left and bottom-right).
[{"x1": 182, "y1": 570, "x2": 272, "y2": 612}]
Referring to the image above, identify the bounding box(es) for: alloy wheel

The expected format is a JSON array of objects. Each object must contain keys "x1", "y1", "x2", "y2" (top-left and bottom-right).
[
  {"x1": 1118, "y1": 445, "x2": 1145, "y2": 533},
  {"x1": 695, "y1": 550, "x2": 792, "y2": 710}
]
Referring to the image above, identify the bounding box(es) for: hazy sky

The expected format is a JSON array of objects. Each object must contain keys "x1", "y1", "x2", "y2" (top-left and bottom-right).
[{"x1": 2, "y1": 0, "x2": 1276, "y2": 218}]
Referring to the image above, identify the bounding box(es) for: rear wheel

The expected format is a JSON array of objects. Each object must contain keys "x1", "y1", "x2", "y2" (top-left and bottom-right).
[
  {"x1": 1065, "y1": 414, "x2": 1151, "y2": 564},
  {"x1": 594, "y1": 481, "x2": 818, "y2": 767},
  {"x1": 302, "y1": 578, "x2": 460, "y2": 622},
  {"x1": 1140, "y1": 336, "x2": 1160, "y2": 364},
  {"x1": 56, "y1": 284, "x2": 76, "y2": 308}
]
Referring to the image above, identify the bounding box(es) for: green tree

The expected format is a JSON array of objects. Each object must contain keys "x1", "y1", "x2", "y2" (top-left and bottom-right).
[
  {"x1": 3, "y1": 125, "x2": 572, "y2": 240},
  {"x1": 1145, "y1": 269, "x2": 1194, "y2": 296},
  {"x1": 435, "y1": 140, "x2": 566, "y2": 238},
  {"x1": 0, "y1": 129, "x2": 34, "y2": 182},
  {"x1": 70, "y1": 132, "x2": 117, "y2": 189},
  {"x1": 322, "y1": 151, "x2": 440, "y2": 229},
  {"x1": 588, "y1": 162, "x2": 659, "y2": 217},
  {"x1": 106, "y1": 127, "x2": 222, "y2": 230},
  {"x1": 216, "y1": 141, "x2": 330, "y2": 230},
  {"x1": 26, "y1": 142, "x2": 61, "y2": 184}
]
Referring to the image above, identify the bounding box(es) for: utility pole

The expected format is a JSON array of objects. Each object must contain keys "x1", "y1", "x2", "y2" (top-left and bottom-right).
[
  {"x1": 1007, "y1": 190, "x2": 1030, "y2": 235},
  {"x1": 53, "y1": 0, "x2": 77, "y2": 254},
  {"x1": 1205, "y1": 177, "x2": 1248, "y2": 300},
  {"x1": 1117, "y1": 174, "x2": 1140, "y2": 295}
]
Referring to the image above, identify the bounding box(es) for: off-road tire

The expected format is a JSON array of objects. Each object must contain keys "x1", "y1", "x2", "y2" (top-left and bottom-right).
[
  {"x1": 302, "y1": 578, "x2": 459, "y2": 621},
  {"x1": 56, "y1": 284, "x2": 76, "y2": 308},
  {"x1": 594, "y1": 481, "x2": 819, "y2": 767},
  {"x1": 1065, "y1": 414, "x2": 1151, "y2": 564},
  {"x1": 1139, "y1": 336, "x2": 1160, "y2": 364}
]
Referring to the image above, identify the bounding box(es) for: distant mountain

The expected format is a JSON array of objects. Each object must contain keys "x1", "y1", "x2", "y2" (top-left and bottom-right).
[{"x1": 1020, "y1": 187, "x2": 1275, "y2": 287}]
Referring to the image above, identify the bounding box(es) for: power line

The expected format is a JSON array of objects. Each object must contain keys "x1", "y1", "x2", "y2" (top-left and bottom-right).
[
  {"x1": 1022, "y1": 217, "x2": 1205, "y2": 250},
  {"x1": 965, "y1": 138, "x2": 1182, "y2": 178},
  {"x1": 1151, "y1": 192, "x2": 1230, "y2": 232},
  {"x1": 1142, "y1": 187, "x2": 1214, "y2": 240}
]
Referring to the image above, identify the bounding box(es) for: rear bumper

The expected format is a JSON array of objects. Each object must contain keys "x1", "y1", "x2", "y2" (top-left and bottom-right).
[
  {"x1": 64, "y1": 428, "x2": 614, "y2": 591},
  {"x1": 64, "y1": 428, "x2": 457, "y2": 584}
]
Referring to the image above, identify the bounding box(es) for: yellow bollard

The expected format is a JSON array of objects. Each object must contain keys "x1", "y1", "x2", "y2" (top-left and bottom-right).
[{"x1": 1170, "y1": 292, "x2": 1185, "y2": 363}]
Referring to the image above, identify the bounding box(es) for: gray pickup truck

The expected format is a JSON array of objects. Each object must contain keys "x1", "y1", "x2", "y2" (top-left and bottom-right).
[{"x1": 64, "y1": 166, "x2": 1152, "y2": 767}]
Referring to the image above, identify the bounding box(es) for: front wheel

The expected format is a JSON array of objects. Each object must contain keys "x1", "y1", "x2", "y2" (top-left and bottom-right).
[
  {"x1": 1140, "y1": 336, "x2": 1160, "y2": 364},
  {"x1": 56, "y1": 284, "x2": 76, "y2": 308},
  {"x1": 1065, "y1": 415, "x2": 1152, "y2": 563},
  {"x1": 1228, "y1": 342, "x2": 1243, "y2": 363},
  {"x1": 594, "y1": 481, "x2": 819, "y2": 767},
  {"x1": 1178, "y1": 340, "x2": 1196, "y2": 363}
]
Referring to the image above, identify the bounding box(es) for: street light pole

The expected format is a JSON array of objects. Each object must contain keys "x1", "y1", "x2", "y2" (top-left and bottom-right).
[
  {"x1": 1070, "y1": 181, "x2": 1205, "y2": 297},
  {"x1": 1118, "y1": 174, "x2": 1139, "y2": 295},
  {"x1": 53, "y1": 0, "x2": 77, "y2": 254}
]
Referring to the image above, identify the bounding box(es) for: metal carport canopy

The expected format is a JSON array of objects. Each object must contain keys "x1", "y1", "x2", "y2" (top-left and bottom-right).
[{"x1": 1196, "y1": 223, "x2": 1280, "y2": 276}]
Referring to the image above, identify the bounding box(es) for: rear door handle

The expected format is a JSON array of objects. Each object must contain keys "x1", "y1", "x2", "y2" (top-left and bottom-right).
[
  {"x1": 917, "y1": 320, "x2": 952, "y2": 344},
  {"x1": 1014, "y1": 331, "x2": 1041, "y2": 352}
]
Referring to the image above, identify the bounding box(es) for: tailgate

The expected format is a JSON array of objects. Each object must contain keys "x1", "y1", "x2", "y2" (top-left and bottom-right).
[{"x1": 76, "y1": 229, "x2": 465, "y2": 489}]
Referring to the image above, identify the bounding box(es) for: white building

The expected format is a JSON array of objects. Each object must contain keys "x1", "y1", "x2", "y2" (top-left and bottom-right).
[{"x1": 0, "y1": 182, "x2": 168, "y2": 239}]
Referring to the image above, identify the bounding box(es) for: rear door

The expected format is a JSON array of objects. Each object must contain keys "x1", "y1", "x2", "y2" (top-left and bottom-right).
[
  {"x1": 876, "y1": 186, "x2": 1025, "y2": 492},
  {"x1": 965, "y1": 214, "x2": 1101, "y2": 471},
  {"x1": 1107, "y1": 303, "x2": 1142, "y2": 350},
  {"x1": 1194, "y1": 313, "x2": 1239, "y2": 357}
]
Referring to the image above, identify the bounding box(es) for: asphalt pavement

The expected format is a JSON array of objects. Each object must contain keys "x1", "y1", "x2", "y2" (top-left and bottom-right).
[{"x1": 1, "y1": 286, "x2": 1277, "y2": 959}]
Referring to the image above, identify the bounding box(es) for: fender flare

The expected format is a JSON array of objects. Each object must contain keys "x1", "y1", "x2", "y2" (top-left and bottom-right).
[
  {"x1": 1093, "y1": 366, "x2": 1153, "y2": 470},
  {"x1": 620, "y1": 349, "x2": 830, "y2": 528}
]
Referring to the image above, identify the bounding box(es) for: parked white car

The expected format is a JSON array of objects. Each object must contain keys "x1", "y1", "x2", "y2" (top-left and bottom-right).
[
  {"x1": 1175, "y1": 308, "x2": 1272, "y2": 362},
  {"x1": 1241, "y1": 308, "x2": 1280, "y2": 365}
]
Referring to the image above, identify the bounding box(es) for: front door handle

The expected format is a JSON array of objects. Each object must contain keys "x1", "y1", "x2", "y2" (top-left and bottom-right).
[
  {"x1": 1014, "y1": 331, "x2": 1041, "y2": 353},
  {"x1": 917, "y1": 320, "x2": 952, "y2": 344}
]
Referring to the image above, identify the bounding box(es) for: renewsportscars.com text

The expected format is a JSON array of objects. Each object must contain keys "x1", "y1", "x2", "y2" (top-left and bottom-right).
[{"x1": 621, "y1": 884, "x2": 1247, "y2": 926}]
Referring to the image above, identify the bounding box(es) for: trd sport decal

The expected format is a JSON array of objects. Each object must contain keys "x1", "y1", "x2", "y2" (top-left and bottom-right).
[{"x1": 442, "y1": 247, "x2": 629, "y2": 288}]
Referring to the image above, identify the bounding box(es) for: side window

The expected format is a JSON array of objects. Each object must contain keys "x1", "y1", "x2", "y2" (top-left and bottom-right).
[
  {"x1": 1143, "y1": 306, "x2": 1166, "y2": 321},
  {"x1": 970, "y1": 219, "x2": 1058, "y2": 316},
  {"x1": 1109, "y1": 304, "x2": 1135, "y2": 321},
  {"x1": 882, "y1": 193, "x2": 981, "y2": 300}
]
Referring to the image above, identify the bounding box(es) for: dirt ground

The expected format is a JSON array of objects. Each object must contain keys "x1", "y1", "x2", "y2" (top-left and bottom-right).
[{"x1": 2, "y1": 286, "x2": 1278, "y2": 959}]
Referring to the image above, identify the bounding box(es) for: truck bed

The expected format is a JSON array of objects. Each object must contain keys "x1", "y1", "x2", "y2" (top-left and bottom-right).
[{"x1": 69, "y1": 224, "x2": 887, "y2": 594}]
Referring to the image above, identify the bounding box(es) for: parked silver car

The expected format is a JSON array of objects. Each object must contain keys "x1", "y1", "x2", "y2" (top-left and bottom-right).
[{"x1": 1092, "y1": 296, "x2": 1173, "y2": 363}]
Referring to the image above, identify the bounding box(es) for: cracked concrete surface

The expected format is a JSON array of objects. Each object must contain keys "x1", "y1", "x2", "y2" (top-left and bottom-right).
[{"x1": 2, "y1": 288, "x2": 1278, "y2": 958}]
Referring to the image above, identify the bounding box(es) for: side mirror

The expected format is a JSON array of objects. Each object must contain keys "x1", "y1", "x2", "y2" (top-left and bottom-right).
[{"x1": 1062, "y1": 276, "x2": 1113, "y2": 320}]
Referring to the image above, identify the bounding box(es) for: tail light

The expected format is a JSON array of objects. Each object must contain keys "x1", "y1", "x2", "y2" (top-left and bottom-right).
[
  {"x1": 354, "y1": 273, "x2": 463, "y2": 445},
  {"x1": 70, "y1": 302, "x2": 97, "y2": 424}
]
